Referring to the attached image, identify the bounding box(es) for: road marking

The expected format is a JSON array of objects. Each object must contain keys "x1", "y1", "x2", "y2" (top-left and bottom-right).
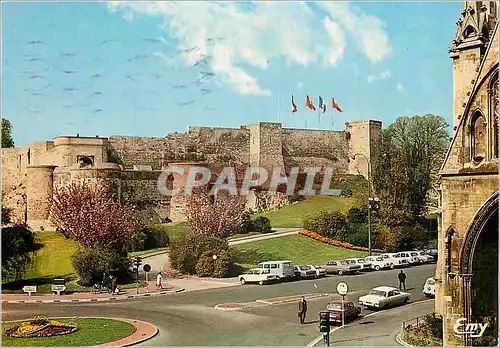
[{"x1": 305, "y1": 299, "x2": 434, "y2": 347}]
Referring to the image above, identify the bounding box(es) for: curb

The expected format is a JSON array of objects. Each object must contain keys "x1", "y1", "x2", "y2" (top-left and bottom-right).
[
  {"x1": 137, "y1": 249, "x2": 169, "y2": 259},
  {"x1": 123, "y1": 325, "x2": 159, "y2": 347},
  {"x1": 2, "y1": 288, "x2": 185, "y2": 304},
  {"x1": 395, "y1": 331, "x2": 413, "y2": 347}
]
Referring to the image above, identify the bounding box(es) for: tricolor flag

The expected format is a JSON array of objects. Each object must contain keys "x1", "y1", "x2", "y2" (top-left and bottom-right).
[
  {"x1": 331, "y1": 97, "x2": 343, "y2": 112},
  {"x1": 292, "y1": 95, "x2": 297, "y2": 113},
  {"x1": 319, "y1": 96, "x2": 326, "y2": 113},
  {"x1": 306, "y1": 95, "x2": 316, "y2": 111}
]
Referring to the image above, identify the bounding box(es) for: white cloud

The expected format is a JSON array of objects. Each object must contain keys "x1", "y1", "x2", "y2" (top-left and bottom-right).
[
  {"x1": 367, "y1": 70, "x2": 392, "y2": 83},
  {"x1": 396, "y1": 83, "x2": 405, "y2": 92},
  {"x1": 108, "y1": 1, "x2": 391, "y2": 96},
  {"x1": 319, "y1": 2, "x2": 392, "y2": 63}
]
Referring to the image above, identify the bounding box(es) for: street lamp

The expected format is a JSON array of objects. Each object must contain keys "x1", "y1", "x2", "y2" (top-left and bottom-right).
[{"x1": 351, "y1": 154, "x2": 379, "y2": 256}]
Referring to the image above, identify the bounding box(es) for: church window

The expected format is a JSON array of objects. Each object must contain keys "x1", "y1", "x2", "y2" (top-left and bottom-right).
[
  {"x1": 77, "y1": 155, "x2": 94, "y2": 167},
  {"x1": 445, "y1": 227, "x2": 455, "y2": 273},
  {"x1": 490, "y1": 74, "x2": 498, "y2": 159},
  {"x1": 470, "y1": 111, "x2": 486, "y2": 162}
]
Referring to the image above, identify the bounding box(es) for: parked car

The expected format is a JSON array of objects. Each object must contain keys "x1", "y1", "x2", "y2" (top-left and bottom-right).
[
  {"x1": 323, "y1": 260, "x2": 361, "y2": 275},
  {"x1": 258, "y1": 260, "x2": 295, "y2": 280},
  {"x1": 415, "y1": 251, "x2": 434, "y2": 263},
  {"x1": 238, "y1": 268, "x2": 279, "y2": 285},
  {"x1": 294, "y1": 265, "x2": 317, "y2": 279},
  {"x1": 365, "y1": 256, "x2": 391, "y2": 271},
  {"x1": 397, "y1": 251, "x2": 419, "y2": 265},
  {"x1": 380, "y1": 253, "x2": 408, "y2": 268},
  {"x1": 326, "y1": 301, "x2": 361, "y2": 324},
  {"x1": 309, "y1": 265, "x2": 327, "y2": 277},
  {"x1": 423, "y1": 277, "x2": 436, "y2": 297},
  {"x1": 346, "y1": 258, "x2": 372, "y2": 271},
  {"x1": 358, "y1": 286, "x2": 411, "y2": 309},
  {"x1": 424, "y1": 249, "x2": 438, "y2": 261}
]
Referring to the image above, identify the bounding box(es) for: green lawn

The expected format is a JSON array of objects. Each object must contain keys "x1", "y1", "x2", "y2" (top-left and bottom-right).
[
  {"x1": 232, "y1": 234, "x2": 367, "y2": 270},
  {"x1": 2, "y1": 318, "x2": 135, "y2": 346},
  {"x1": 253, "y1": 196, "x2": 357, "y2": 228}
]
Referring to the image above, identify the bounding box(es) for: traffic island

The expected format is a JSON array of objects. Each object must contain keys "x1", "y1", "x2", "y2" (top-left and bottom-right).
[{"x1": 1, "y1": 317, "x2": 158, "y2": 346}]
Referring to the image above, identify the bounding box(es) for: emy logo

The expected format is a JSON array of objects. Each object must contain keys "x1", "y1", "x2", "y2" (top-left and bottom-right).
[{"x1": 453, "y1": 318, "x2": 489, "y2": 338}]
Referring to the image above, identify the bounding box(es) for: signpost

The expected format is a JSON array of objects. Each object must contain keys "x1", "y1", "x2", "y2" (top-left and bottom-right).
[
  {"x1": 336, "y1": 282, "x2": 349, "y2": 327},
  {"x1": 143, "y1": 264, "x2": 151, "y2": 293},
  {"x1": 22, "y1": 285, "x2": 37, "y2": 296},
  {"x1": 51, "y1": 284, "x2": 66, "y2": 296}
]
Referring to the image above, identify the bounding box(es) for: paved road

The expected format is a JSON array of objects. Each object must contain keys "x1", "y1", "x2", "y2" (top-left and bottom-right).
[{"x1": 3, "y1": 264, "x2": 435, "y2": 346}]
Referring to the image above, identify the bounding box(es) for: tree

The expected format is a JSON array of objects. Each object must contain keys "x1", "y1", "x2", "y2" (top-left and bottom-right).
[
  {"x1": 184, "y1": 189, "x2": 247, "y2": 238},
  {"x1": 372, "y1": 114, "x2": 449, "y2": 222},
  {"x1": 50, "y1": 181, "x2": 141, "y2": 252},
  {"x1": 2, "y1": 225, "x2": 43, "y2": 280},
  {"x1": 2, "y1": 206, "x2": 12, "y2": 224},
  {"x1": 2, "y1": 118, "x2": 14, "y2": 148}
]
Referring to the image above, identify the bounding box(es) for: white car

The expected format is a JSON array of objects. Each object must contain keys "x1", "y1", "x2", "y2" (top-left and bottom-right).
[
  {"x1": 380, "y1": 253, "x2": 408, "y2": 268},
  {"x1": 358, "y1": 286, "x2": 411, "y2": 309},
  {"x1": 416, "y1": 251, "x2": 434, "y2": 263},
  {"x1": 309, "y1": 265, "x2": 327, "y2": 277},
  {"x1": 365, "y1": 256, "x2": 391, "y2": 271},
  {"x1": 239, "y1": 268, "x2": 279, "y2": 285},
  {"x1": 397, "y1": 252, "x2": 418, "y2": 265},
  {"x1": 423, "y1": 277, "x2": 436, "y2": 297},
  {"x1": 346, "y1": 258, "x2": 372, "y2": 271}
]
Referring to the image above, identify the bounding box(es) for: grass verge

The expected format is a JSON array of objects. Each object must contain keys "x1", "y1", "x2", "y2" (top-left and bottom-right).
[
  {"x1": 231, "y1": 234, "x2": 367, "y2": 270},
  {"x1": 253, "y1": 196, "x2": 357, "y2": 228},
  {"x1": 2, "y1": 318, "x2": 135, "y2": 346}
]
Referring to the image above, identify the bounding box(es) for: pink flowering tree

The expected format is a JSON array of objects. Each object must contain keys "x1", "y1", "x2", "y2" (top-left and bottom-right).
[{"x1": 50, "y1": 181, "x2": 141, "y2": 252}]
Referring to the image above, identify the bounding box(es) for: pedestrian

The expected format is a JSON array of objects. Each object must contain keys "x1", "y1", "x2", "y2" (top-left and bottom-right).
[
  {"x1": 111, "y1": 275, "x2": 117, "y2": 294},
  {"x1": 398, "y1": 270, "x2": 407, "y2": 291},
  {"x1": 298, "y1": 296, "x2": 308, "y2": 324},
  {"x1": 156, "y1": 272, "x2": 163, "y2": 290}
]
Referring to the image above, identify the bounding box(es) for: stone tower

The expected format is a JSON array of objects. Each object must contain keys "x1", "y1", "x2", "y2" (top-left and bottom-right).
[
  {"x1": 345, "y1": 120, "x2": 382, "y2": 179},
  {"x1": 26, "y1": 165, "x2": 57, "y2": 230},
  {"x1": 450, "y1": 1, "x2": 498, "y2": 128}
]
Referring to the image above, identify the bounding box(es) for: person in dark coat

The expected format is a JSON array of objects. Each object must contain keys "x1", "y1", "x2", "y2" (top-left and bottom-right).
[
  {"x1": 298, "y1": 296, "x2": 308, "y2": 324},
  {"x1": 398, "y1": 270, "x2": 407, "y2": 291},
  {"x1": 111, "y1": 275, "x2": 117, "y2": 294}
]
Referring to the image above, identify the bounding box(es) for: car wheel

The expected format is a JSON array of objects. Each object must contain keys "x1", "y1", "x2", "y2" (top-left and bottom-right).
[
  {"x1": 403, "y1": 298, "x2": 410, "y2": 304},
  {"x1": 259, "y1": 280, "x2": 264, "y2": 286},
  {"x1": 390, "y1": 263, "x2": 395, "y2": 269},
  {"x1": 338, "y1": 270, "x2": 343, "y2": 276},
  {"x1": 374, "y1": 265, "x2": 380, "y2": 271},
  {"x1": 240, "y1": 278, "x2": 246, "y2": 285}
]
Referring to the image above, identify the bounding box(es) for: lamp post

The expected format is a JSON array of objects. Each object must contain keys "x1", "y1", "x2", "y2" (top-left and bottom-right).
[{"x1": 351, "y1": 153, "x2": 379, "y2": 256}]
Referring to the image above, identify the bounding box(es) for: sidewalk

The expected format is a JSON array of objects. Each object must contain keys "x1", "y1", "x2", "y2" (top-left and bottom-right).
[{"x1": 2, "y1": 284, "x2": 185, "y2": 304}]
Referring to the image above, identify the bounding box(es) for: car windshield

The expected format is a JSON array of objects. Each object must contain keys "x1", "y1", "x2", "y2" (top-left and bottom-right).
[
  {"x1": 339, "y1": 261, "x2": 348, "y2": 265},
  {"x1": 427, "y1": 279, "x2": 436, "y2": 285},
  {"x1": 299, "y1": 266, "x2": 310, "y2": 270},
  {"x1": 375, "y1": 257, "x2": 383, "y2": 261},
  {"x1": 369, "y1": 290, "x2": 387, "y2": 297},
  {"x1": 327, "y1": 303, "x2": 342, "y2": 310},
  {"x1": 357, "y1": 259, "x2": 365, "y2": 263}
]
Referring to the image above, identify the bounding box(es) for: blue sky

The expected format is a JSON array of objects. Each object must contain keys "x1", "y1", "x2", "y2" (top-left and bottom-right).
[{"x1": 2, "y1": 1, "x2": 461, "y2": 146}]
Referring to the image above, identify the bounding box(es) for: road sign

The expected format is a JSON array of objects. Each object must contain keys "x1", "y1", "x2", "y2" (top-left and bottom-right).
[
  {"x1": 23, "y1": 286, "x2": 37, "y2": 296},
  {"x1": 143, "y1": 264, "x2": 151, "y2": 273},
  {"x1": 51, "y1": 284, "x2": 66, "y2": 295},
  {"x1": 336, "y1": 282, "x2": 348, "y2": 295}
]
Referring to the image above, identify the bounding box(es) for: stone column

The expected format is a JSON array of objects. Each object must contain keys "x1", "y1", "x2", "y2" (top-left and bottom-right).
[{"x1": 26, "y1": 165, "x2": 57, "y2": 230}]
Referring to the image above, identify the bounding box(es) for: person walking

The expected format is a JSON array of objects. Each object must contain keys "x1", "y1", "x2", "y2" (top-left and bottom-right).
[
  {"x1": 298, "y1": 296, "x2": 308, "y2": 324},
  {"x1": 111, "y1": 275, "x2": 118, "y2": 294},
  {"x1": 156, "y1": 272, "x2": 163, "y2": 290},
  {"x1": 398, "y1": 270, "x2": 407, "y2": 291}
]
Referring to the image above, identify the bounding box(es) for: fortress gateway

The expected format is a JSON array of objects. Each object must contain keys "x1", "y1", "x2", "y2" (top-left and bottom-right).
[{"x1": 1, "y1": 120, "x2": 381, "y2": 230}]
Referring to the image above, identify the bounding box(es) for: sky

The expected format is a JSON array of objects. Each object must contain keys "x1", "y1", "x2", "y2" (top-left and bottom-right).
[{"x1": 2, "y1": 1, "x2": 462, "y2": 147}]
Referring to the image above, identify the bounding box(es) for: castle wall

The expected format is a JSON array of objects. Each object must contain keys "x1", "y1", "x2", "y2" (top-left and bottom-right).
[{"x1": 2, "y1": 148, "x2": 26, "y2": 223}]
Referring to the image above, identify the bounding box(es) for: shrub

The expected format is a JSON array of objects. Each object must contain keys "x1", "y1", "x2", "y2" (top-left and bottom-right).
[
  {"x1": 252, "y1": 216, "x2": 272, "y2": 233},
  {"x1": 136, "y1": 224, "x2": 170, "y2": 251},
  {"x1": 169, "y1": 232, "x2": 231, "y2": 275},
  {"x1": 346, "y1": 207, "x2": 367, "y2": 224},
  {"x1": 72, "y1": 248, "x2": 132, "y2": 286},
  {"x1": 302, "y1": 211, "x2": 347, "y2": 239},
  {"x1": 238, "y1": 213, "x2": 253, "y2": 234},
  {"x1": 2, "y1": 225, "x2": 43, "y2": 281},
  {"x1": 195, "y1": 252, "x2": 215, "y2": 276},
  {"x1": 385, "y1": 224, "x2": 429, "y2": 252}
]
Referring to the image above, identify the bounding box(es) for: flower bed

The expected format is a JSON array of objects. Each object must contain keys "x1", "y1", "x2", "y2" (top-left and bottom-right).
[
  {"x1": 299, "y1": 230, "x2": 384, "y2": 252},
  {"x1": 5, "y1": 315, "x2": 77, "y2": 338}
]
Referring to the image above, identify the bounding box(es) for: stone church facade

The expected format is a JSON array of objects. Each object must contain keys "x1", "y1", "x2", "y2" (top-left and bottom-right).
[{"x1": 435, "y1": 1, "x2": 498, "y2": 346}]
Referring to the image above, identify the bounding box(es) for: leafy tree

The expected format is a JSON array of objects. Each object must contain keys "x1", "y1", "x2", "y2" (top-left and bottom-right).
[
  {"x1": 302, "y1": 210, "x2": 347, "y2": 239},
  {"x1": 2, "y1": 206, "x2": 12, "y2": 224},
  {"x1": 2, "y1": 118, "x2": 14, "y2": 148},
  {"x1": 2, "y1": 225, "x2": 43, "y2": 280},
  {"x1": 50, "y1": 181, "x2": 141, "y2": 252},
  {"x1": 184, "y1": 189, "x2": 247, "y2": 238},
  {"x1": 372, "y1": 114, "x2": 449, "y2": 222}
]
